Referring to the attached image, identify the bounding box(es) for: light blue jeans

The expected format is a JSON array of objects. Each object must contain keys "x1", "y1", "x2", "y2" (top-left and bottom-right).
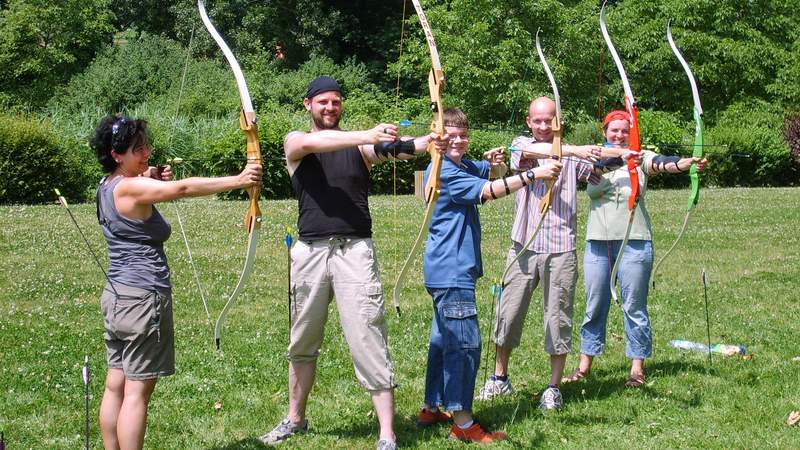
[
  {"x1": 424, "y1": 287, "x2": 481, "y2": 412},
  {"x1": 580, "y1": 240, "x2": 653, "y2": 359}
]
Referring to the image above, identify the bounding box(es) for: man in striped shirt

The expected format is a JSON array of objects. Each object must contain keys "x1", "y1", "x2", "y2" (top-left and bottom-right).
[{"x1": 477, "y1": 97, "x2": 624, "y2": 410}]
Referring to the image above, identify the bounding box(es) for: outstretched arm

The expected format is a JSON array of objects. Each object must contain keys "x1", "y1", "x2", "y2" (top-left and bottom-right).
[
  {"x1": 563, "y1": 144, "x2": 601, "y2": 161},
  {"x1": 285, "y1": 124, "x2": 398, "y2": 162},
  {"x1": 481, "y1": 162, "x2": 561, "y2": 202},
  {"x1": 113, "y1": 163, "x2": 262, "y2": 220},
  {"x1": 648, "y1": 155, "x2": 708, "y2": 174},
  {"x1": 117, "y1": 163, "x2": 262, "y2": 205}
]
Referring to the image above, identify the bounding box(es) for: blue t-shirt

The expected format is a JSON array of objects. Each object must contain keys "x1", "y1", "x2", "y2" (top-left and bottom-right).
[{"x1": 423, "y1": 156, "x2": 490, "y2": 289}]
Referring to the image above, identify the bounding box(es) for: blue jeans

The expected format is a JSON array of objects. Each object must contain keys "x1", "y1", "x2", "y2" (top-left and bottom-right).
[
  {"x1": 424, "y1": 287, "x2": 481, "y2": 412},
  {"x1": 580, "y1": 240, "x2": 653, "y2": 359}
]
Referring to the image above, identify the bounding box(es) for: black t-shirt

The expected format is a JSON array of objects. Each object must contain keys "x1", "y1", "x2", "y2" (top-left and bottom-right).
[{"x1": 291, "y1": 145, "x2": 372, "y2": 239}]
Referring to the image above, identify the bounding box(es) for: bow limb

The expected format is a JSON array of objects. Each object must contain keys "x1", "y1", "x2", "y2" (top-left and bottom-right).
[
  {"x1": 499, "y1": 30, "x2": 563, "y2": 286},
  {"x1": 600, "y1": 1, "x2": 642, "y2": 303},
  {"x1": 535, "y1": 28, "x2": 563, "y2": 215},
  {"x1": 198, "y1": 0, "x2": 263, "y2": 350},
  {"x1": 651, "y1": 21, "x2": 705, "y2": 289},
  {"x1": 392, "y1": 0, "x2": 445, "y2": 317}
]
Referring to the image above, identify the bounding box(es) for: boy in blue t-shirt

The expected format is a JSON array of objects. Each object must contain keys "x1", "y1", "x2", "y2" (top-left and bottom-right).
[{"x1": 417, "y1": 108, "x2": 561, "y2": 443}]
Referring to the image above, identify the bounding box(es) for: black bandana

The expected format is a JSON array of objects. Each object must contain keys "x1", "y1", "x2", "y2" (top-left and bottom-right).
[{"x1": 305, "y1": 76, "x2": 342, "y2": 99}]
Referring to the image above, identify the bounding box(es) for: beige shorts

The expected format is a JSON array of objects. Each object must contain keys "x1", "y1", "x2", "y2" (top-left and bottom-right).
[
  {"x1": 101, "y1": 283, "x2": 175, "y2": 380},
  {"x1": 288, "y1": 237, "x2": 395, "y2": 391},
  {"x1": 493, "y1": 244, "x2": 577, "y2": 355}
]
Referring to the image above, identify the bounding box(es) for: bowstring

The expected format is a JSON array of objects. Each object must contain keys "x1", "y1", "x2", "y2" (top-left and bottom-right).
[
  {"x1": 165, "y1": 25, "x2": 211, "y2": 323},
  {"x1": 392, "y1": 0, "x2": 408, "y2": 284}
]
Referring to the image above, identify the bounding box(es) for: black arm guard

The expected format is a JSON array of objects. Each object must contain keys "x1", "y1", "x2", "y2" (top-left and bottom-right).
[
  {"x1": 594, "y1": 157, "x2": 624, "y2": 173},
  {"x1": 651, "y1": 155, "x2": 681, "y2": 172},
  {"x1": 374, "y1": 139, "x2": 417, "y2": 158}
]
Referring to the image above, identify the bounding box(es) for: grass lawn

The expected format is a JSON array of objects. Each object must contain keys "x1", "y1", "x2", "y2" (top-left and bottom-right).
[{"x1": 1, "y1": 187, "x2": 799, "y2": 449}]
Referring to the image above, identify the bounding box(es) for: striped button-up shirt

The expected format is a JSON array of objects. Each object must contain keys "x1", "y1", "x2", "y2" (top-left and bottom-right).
[{"x1": 510, "y1": 136, "x2": 597, "y2": 254}]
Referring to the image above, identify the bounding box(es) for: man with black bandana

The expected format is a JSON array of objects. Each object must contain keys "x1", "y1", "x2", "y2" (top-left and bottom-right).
[{"x1": 259, "y1": 76, "x2": 445, "y2": 450}]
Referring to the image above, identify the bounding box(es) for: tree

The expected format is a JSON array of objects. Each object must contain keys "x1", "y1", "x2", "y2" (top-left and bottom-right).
[{"x1": 0, "y1": 0, "x2": 115, "y2": 108}]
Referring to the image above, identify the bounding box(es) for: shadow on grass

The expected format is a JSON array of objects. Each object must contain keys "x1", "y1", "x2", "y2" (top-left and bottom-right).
[
  {"x1": 311, "y1": 408, "x2": 545, "y2": 447},
  {"x1": 207, "y1": 359, "x2": 716, "y2": 449},
  {"x1": 469, "y1": 357, "x2": 715, "y2": 432},
  {"x1": 317, "y1": 412, "x2": 445, "y2": 448},
  {"x1": 559, "y1": 357, "x2": 714, "y2": 401}
]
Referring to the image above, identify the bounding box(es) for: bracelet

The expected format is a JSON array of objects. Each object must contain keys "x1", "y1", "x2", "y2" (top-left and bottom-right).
[
  {"x1": 489, "y1": 182, "x2": 498, "y2": 199},
  {"x1": 502, "y1": 177, "x2": 510, "y2": 195},
  {"x1": 525, "y1": 168, "x2": 535, "y2": 184}
]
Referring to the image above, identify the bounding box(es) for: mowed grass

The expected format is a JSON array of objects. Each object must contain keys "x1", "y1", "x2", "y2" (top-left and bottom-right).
[{"x1": 1, "y1": 187, "x2": 799, "y2": 449}]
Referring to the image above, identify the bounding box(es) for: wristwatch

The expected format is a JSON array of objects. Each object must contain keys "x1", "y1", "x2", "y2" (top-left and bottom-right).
[{"x1": 525, "y1": 168, "x2": 535, "y2": 185}]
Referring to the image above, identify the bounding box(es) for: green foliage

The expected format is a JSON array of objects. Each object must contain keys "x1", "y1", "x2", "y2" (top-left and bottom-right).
[
  {"x1": 170, "y1": 0, "x2": 403, "y2": 77},
  {"x1": 391, "y1": 0, "x2": 800, "y2": 130},
  {"x1": 49, "y1": 31, "x2": 234, "y2": 117},
  {"x1": 4, "y1": 0, "x2": 799, "y2": 202},
  {"x1": 0, "y1": 0, "x2": 115, "y2": 108},
  {"x1": 639, "y1": 110, "x2": 685, "y2": 147},
  {"x1": 638, "y1": 110, "x2": 687, "y2": 189},
  {"x1": 567, "y1": 120, "x2": 604, "y2": 147},
  {"x1": 769, "y1": 38, "x2": 800, "y2": 106},
  {"x1": 467, "y1": 129, "x2": 517, "y2": 159},
  {"x1": 246, "y1": 54, "x2": 395, "y2": 120},
  {"x1": 0, "y1": 114, "x2": 90, "y2": 204},
  {"x1": 596, "y1": 0, "x2": 800, "y2": 120},
  {"x1": 705, "y1": 100, "x2": 795, "y2": 186}
]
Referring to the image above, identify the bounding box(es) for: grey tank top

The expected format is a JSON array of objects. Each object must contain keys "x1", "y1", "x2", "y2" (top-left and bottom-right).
[{"x1": 96, "y1": 176, "x2": 172, "y2": 293}]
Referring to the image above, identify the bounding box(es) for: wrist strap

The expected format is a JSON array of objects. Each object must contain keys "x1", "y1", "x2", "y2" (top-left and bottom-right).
[
  {"x1": 502, "y1": 177, "x2": 510, "y2": 195},
  {"x1": 489, "y1": 182, "x2": 498, "y2": 199}
]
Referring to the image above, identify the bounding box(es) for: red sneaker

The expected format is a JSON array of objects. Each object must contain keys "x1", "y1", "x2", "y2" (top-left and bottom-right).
[
  {"x1": 448, "y1": 422, "x2": 507, "y2": 444},
  {"x1": 416, "y1": 408, "x2": 452, "y2": 427}
]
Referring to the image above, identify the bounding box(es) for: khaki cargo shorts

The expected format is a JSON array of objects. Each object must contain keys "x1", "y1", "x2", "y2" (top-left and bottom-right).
[
  {"x1": 288, "y1": 237, "x2": 395, "y2": 391},
  {"x1": 101, "y1": 283, "x2": 175, "y2": 380},
  {"x1": 493, "y1": 244, "x2": 577, "y2": 355}
]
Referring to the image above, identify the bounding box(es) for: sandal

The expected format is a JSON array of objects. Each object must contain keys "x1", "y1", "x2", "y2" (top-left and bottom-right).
[
  {"x1": 624, "y1": 373, "x2": 645, "y2": 388},
  {"x1": 561, "y1": 368, "x2": 589, "y2": 384}
]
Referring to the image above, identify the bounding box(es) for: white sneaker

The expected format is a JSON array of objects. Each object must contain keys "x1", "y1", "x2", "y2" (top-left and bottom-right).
[
  {"x1": 376, "y1": 438, "x2": 397, "y2": 450},
  {"x1": 538, "y1": 386, "x2": 563, "y2": 410},
  {"x1": 259, "y1": 418, "x2": 308, "y2": 445},
  {"x1": 476, "y1": 376, "x2": 514, "y2": 400}
]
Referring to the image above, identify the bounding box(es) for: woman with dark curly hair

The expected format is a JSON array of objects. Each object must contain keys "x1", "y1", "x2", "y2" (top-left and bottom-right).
[{"x1": 90, "y1": 115, "x2": 261, "y2": 449}]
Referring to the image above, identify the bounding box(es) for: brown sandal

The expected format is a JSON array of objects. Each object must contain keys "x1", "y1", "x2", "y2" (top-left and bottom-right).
[
  {"x1": 624, "y1": 373, "x2": 645, "y2": 388},
  {"x1": 561, "y1": 368, "x2": 589, "y2": 384}
]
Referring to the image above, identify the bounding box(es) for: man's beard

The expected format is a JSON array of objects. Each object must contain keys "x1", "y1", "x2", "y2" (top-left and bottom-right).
[{"x1": 312, "y1": 111, "x2": 341, "y2": 130}]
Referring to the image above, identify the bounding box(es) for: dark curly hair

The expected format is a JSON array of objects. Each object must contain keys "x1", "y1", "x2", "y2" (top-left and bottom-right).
[{"x1": 91, "y1": 115, "x2": 150, "y2": 173}]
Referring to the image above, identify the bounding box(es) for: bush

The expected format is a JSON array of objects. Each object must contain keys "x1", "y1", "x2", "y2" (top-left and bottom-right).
[
  {"x1": 566, "y1": 120, "x2": 603, "y2": 147},
  {"x1": 186, "y1": 106, "x2": 300, "y2": 201},
  {"x1": 705, "y1": 100, "x2": 795, "y2": 186},
  {"x1": 638, "y1": 110, "x2": 693, "y2": 189},
  {"x1": 0, "y1": 114, "x2": 90, "y2": 204},
  {"x1": 49, "y1": 32, "x2": 234, "y2": 117}
]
